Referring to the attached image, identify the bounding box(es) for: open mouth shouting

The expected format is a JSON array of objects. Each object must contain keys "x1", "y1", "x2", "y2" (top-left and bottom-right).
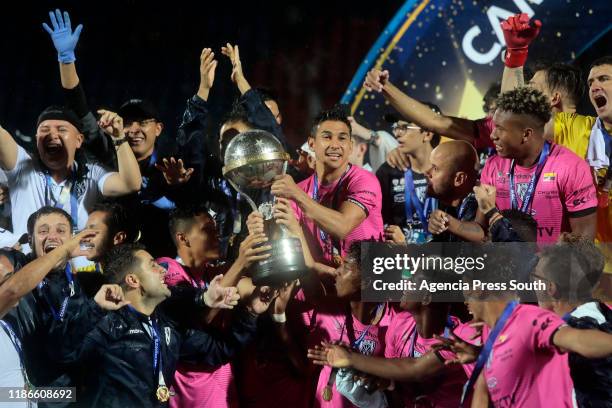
[
  {"x1": 44, "y1": 139, "x2": 65, "y2": 157},
  {"x1": 43, "y1": 240, "x2": 62, "y2": 254},
  {"x1": 592, "y1": 93, "x2": 608, "y2": 114}
]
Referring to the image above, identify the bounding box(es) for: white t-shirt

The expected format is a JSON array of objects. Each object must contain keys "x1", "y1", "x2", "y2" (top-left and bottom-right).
[
  {"x1": 3, "y1": 145, "x2": 111, "y2": 242},
  {"x1": 0, "y1": 323, "x2": 33, "y2": 408},
  {"x1": 368, "y1": 130, "x2": 399, "y2": 173}
]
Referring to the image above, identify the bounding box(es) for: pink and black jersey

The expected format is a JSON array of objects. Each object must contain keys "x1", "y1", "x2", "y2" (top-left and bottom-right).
[
  {"x1": 293, "y1": 165, "x2": 383, "y2": 264},
  {"x1": 480, "y1": 143, "x2": 597, "y2": 243}
]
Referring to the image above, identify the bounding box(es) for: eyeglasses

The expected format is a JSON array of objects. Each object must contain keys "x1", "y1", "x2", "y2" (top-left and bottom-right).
[
  {"x1": 125, "y1": 119, "x2": 157, "y2": 128},
  {"x1": 391, "y1": 123, "x2": 421, "y2": 133}
]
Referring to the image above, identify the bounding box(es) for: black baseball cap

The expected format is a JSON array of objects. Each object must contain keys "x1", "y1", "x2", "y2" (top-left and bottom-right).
[
  {"x1": 118, "y1": 99, "x2": 160, "y2": 122},
  {"x1": 37, "y1": 105, "x2": 83, "y2": 132}
]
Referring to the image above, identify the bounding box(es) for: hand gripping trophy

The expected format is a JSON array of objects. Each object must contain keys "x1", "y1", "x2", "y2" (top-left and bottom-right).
[{"x1": 222, "y1": 130, "x2": 307, "y2": 285}]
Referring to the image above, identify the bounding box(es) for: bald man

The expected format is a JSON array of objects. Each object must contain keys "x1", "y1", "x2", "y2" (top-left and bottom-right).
[{"x1": 426, "y1": 141, "x2": 482, "y2": 242}]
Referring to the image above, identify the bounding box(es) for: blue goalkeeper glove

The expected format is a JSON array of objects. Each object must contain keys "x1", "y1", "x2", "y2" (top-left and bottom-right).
[{"x1": 42, "y1": 9, "x2": 83, "y2": 64}]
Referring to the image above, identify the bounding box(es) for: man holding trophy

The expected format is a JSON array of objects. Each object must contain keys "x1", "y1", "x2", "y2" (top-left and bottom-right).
[{"x1": 271, "y1": 106, "x2": 384, "y2": 269}]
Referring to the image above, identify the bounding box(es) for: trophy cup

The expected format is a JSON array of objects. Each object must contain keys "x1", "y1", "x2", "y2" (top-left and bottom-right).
[{"x1": 222, "y1": 130, "x2": 308, "y2": 286}]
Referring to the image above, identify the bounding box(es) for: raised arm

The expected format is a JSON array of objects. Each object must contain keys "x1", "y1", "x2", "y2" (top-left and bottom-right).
[
  {"x1": 364, "y1": 69, "x2": 476, "y2": 143},
  {"x1": 97, "y1": 110, "x2": 142, "y2": 196},
  {"x1": 499, "y1": 13, "x2": 541, "y2": 93},
  {"x1": 43, "y1": 9, "x2": 117, "y2": 168},
  {"x1": 221, "y1": 43, "x2": 251, "y2": 95},
  {"x1": 0, "y1": 126, "x2": 18, "y2": 171},
  {"x1": 0, "y1": 229, "x2": 97, "y2": 318}
]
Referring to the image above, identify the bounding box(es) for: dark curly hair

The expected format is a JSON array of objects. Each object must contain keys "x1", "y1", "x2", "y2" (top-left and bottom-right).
[{"x1": 495, "y1": 87, "x2": 552, "y2": 125}]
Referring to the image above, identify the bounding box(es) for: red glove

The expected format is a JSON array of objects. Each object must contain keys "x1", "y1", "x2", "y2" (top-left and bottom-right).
[{"x1": 501, "y1": 13, "x2": 542, "y2": 68}]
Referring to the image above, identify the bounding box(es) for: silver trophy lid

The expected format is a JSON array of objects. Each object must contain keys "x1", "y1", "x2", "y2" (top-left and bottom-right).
[{"x1": 222, "y1": 130, "x2": 290, "y2": 190}]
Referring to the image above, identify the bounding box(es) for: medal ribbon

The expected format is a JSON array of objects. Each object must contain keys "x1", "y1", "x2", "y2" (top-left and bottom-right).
[
  {"x1": 37, "y1": 263, "x2": 75, "y2": 321},
  {"x1": 460, "y1": 300, "x2": 518, "y2": 406},
  {"x1": 509, "y1": 142, "x2": 550, "y2": 213},
  {"x1": 404, "y1": 169, "x2": 437, "y2": 237},
  {"x1": 45, "y1": 170, "x2": 79, "y2": 230}
]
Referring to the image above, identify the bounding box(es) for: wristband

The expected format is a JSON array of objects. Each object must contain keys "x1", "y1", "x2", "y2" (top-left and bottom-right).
[
  {"x1": 271, "y1": 312, "x2": 287, "y2": 323},
  {"x1": 113, "y1": 137, "x2": 128, "y2": 147},
  {"x1": 368, "y1": 131, "x2": 379, "y2": 145},
  {"x1": 484, "y1": 207, "x2": 500, "y2": 220},
  {"x1": 504, "y1": 47, "x2": 528, "y2": 68}
]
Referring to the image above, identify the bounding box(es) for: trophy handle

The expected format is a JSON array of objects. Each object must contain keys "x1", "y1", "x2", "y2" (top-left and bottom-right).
[{"x1": 225, "y1": 179, "x2": 259, "y2": 212}]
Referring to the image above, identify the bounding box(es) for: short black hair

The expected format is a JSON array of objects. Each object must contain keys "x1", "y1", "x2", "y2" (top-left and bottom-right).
[
  {"x1": 27, "y1": 206, "x2": 73, "y2": 238},
  {"x1": 168, "y1": 204, "x2": 213, "y2": 246},
  {"x1": 311, "y1": 104, "x2": 352, "y2": 137},
  {"x1": 530, "y1": 61, "x2": 584, "y2": 105},
  {"x1": 500, "y1": 209, "x2": 538, "y2": 243},
  {"x1": 90, "y1": 201, "x2": 133, "y2": 241},
  {"x1": 539, "y1": 234, "x2": 604, "y2": 302},
  {"x1": 495, "y1": 87, "x2": 552, "y2": 125},
  {"x1": 589, "y1": 56, "x2": 612, "y2": 71},
  {"x1": 104, "y1": 242, "x2": 146, "y2": 287}
]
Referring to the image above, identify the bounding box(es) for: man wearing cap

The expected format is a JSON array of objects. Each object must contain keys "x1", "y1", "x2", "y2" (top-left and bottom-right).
[
  {"x1": 0, "y1": 103, "x2": 141, "y2": 249},
  {"x1": 347, "y1": 115, "x2": 399, "y2": 173}
]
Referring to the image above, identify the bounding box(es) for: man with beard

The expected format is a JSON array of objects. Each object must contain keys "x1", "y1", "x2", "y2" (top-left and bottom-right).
[
  {"x1": 68, "y1": 243, "x2": 272, "y2": 408},
  {"x1": 425, "y1": 141, "x2": 480, "y2": 242}
]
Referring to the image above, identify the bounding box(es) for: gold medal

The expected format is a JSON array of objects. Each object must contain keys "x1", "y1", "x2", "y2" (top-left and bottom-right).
[
  {"x1": 156, "y1": 385, "x2": 171, "y2": 402},
  {"x1": 322, "y1": 385, "x2": 333, "y2": 401}
]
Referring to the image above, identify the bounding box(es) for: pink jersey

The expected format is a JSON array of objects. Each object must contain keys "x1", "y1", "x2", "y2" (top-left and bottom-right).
[
  {"x1": 158, "y1": 257, "x2": 238, "y2": 408},
  {"x1": 481, "y1": 304, "x2": 574, "y2": 408},
  {"x1": 293, "y1": 165, "x2": 383, "y2": 264},
  {"x1": 296, "y1": 293, "x2": 395, "y2": 408},
  {"x1": 384, "y1": 312, "x2": 467, "y2": 408},
  {"x1": 481, "y1": 143, "x2": 597, "y2": 243}
]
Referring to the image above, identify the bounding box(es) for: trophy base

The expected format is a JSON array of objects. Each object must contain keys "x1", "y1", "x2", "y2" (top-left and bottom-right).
[{"x1": 251, "y1": 237, "x2": 308, "y2": 286}]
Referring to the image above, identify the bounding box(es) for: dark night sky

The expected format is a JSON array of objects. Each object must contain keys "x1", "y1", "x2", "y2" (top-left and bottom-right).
[{"x1": 0, "y1": 0, "x2": 404, "y2": 148}]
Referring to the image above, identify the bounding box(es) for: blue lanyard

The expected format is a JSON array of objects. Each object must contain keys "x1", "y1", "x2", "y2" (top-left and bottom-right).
[
  {"x1": 350, "y1": 303, "x2": 385, "y2": 350},
  {"x1": 45, "y1": 171, "x2": 79, "y2": 230},
  {"x1": 460, "y1": 300, "x2": 518, "y2": 406},
  {"x1": 37, "y1": 263, "x2": 75, "y2": 321},
  {"x1": 404, "y1": 169, "x2": 437, "y2": 232},
  {"x1": 312, "y1": 165, "x2": 352, "y2": 250},
  {"x1": 127, "y1": 305, "x2": 163, "y2": 378},
  {"x1": 509, "y1": 142, "x2": 550, "y2": 213},
  {"x1": 457, "y1": 194, "x2": 473, "y2": 220}
]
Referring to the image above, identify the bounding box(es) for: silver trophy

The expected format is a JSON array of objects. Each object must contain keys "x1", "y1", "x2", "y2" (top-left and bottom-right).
[{"x1": 222, "y1": 130, "x2": 307, "y2": 286}]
